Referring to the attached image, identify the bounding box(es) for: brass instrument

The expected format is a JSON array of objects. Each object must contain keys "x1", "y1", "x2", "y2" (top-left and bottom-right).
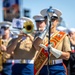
[
  {"x1": 0, "y1": 34, "x2": 9, "y2": 72},
  {"x1": 22, "y1": 21, "x2": 34, "y2": 34},
  {"x1": 0, "y1": 36, "x2": 3, "y2": 71}
]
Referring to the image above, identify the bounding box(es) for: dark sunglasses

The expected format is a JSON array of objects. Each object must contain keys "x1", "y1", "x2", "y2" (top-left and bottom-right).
[
  {"x1": 1, "y1": 26, "x2": 9, "y2": 30},
  {"x1": 35, "y1": 20, "x2": 44, "y2": 22},
  {"x1": 44, "y1": 16, "x2": 47, "y2": 19},
  {"x1": 51, "y1": 16, "x2": 58, "y2": 22}
]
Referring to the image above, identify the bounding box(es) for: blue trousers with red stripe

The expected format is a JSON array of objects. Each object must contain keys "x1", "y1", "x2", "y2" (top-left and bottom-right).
[
  {"x1": 12, "y1": 64, "x2": 34, "y2": 75},
  {"x1": 39, "y1": 63, "x2": 66, "y2": 75}
]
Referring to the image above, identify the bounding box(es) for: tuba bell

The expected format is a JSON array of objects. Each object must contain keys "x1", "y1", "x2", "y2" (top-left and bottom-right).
[{"x1": 22, "y1": 20, "x2": 34, "y2": 34}]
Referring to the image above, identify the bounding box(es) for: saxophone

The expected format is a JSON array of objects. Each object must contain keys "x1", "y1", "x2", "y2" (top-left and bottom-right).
[
  {"x1": 0, "y1": 29, "x2": 10, "y2": 72},
  {"x1": 0, "y1": 36, "x2": 8, "y2": 72},
  {"x1": 0, "y1": 36, "x2": 3, "y2": 71}
]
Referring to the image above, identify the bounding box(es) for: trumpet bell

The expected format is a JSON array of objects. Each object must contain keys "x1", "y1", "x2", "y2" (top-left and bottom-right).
[{"x1": 22, "y1": 21, "x2": 34, "y2": 34}]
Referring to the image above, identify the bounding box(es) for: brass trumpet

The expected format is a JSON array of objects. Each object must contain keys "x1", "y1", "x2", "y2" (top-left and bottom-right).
[{"x1": 22, "y1": 21, "x2": 34, "y2": 34}]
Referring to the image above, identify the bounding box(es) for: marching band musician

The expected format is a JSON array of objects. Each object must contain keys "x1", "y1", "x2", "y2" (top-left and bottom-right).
[
  {"x1": 0, "y1": 21, "x2": 13, "y2": 75},
  {"x1": 4, "y1": 17, "x2": 46, "y2": 75},
  {"x1": 3, "y1": 15, "x2": 49, "y2": 75},
  {"x1": 33, "y1": 14, "x2": 47, "y2": 38},
  {"x1": 64, "y1": 28, "x2": 75, "y2": 75},
  {"x1": 34, "y1": 8, "x2": 71, "y2": 75},
  {"x1": 33, "y1": 14, "x2": 47, "y2": 59}
]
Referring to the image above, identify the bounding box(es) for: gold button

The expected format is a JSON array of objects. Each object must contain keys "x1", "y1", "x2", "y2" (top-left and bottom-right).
[{"x1": 21, "y1": 60, "x2": 26, "y2": 63}]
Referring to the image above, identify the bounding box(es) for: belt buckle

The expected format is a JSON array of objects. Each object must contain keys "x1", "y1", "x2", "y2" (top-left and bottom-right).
[
  {"x1": 49, "y1": 60, "x2": 56, "y2": 65},
  {"x1": 49, "y1": 60, "x2": 53, "y2": 65},
  {"x1": 20, "y1": 60, "x2": 26, "y2": 63}
]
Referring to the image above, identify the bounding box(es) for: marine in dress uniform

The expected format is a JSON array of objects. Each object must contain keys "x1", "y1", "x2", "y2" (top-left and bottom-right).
[
  {"x1": 64, "y1": 28, "x2": 75, "y2": 75},
  {"x1": 0, "y1": 21, "x2": 12, "y2": 75},
  {"x1": 5, "y1": 17, "x2": 43, "y2": 75},
  {"x1": 34, "y1": 8, "x2": 71, "y2": 75},
  {"x1": 33, "y1": 14, "x2": 46, "y2": 38},
  {"x1": 33, "y1": 14, "x2": 48, "y2": 69}
]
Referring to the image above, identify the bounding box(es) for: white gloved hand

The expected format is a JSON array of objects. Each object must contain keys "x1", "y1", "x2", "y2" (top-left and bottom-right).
[
  {"x1": 38, "y1": 26, "x2": 49, "y2": 40},
  {"x1": 48, "y1": 45, "x2": 62, "y2": 58},
  {"x1": 39, "y1": 44, "x2": 62, "y2": 58},
  {"x1": 39, "y1": 44, "x2": 48, "y2": 50}
]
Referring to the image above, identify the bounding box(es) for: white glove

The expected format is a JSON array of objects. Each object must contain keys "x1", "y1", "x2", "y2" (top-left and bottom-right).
[
  {"x1": 39, "y1": 44, "x2": 48, "y2": 50},
  {"x1": 48, "y1": 45, "x2": 62, "y2": 58},
  {"x1": 38, "y1": 26, "x2": 49, "y2": 40},
  {"x1": 39, "y1": 44, "x2": 62, "y2": 58}
]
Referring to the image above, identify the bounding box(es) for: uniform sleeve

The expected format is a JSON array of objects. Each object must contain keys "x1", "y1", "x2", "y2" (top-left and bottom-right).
[
  {"x1": 63, "y1": 36, "x2": 71, "y2": 52},
  {"x1": 7, "y1": 38, "x2": 15, "y2": 48},
  {"x1": 2, "y1": 38, "x2": 14, "y2": 59},
  {"x1": 3, "y1": 52, "x2": 11, "y2": 59}
]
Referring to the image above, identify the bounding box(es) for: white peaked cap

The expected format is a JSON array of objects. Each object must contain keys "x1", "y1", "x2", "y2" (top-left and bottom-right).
[
  {"x1": 57, "y1": 26, "x2": 67, "y2": 31},
  {"x1": 68, "y1": 28, "x2": 75, "y2": 32},
  {"x1": 33, "y1": 14, "x2": 45, "y2": 21},
  {"x1": 0, "y1": 21, "x2": 12, "y2": 28},
  {"x1": 40, "y1": 8, "x2": 62, "y2": 18},
  {"x1": 20, "y1": 17, "x2": 33, "y2": 22}
]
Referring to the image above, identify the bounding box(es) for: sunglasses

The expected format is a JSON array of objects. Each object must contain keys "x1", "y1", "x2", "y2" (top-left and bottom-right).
[
  {"x1": 35, "y1": 20, "x2": 44, "y2": 23},
  {"x1": 44, "y1": 16, "x2": 47, "y2": 19},
  {"x1": 1, "y1": 26, "x2": 9, "y2": 30},
  {"x1": 51, "y1": 17, "x2": 58, "y2": 22}
]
